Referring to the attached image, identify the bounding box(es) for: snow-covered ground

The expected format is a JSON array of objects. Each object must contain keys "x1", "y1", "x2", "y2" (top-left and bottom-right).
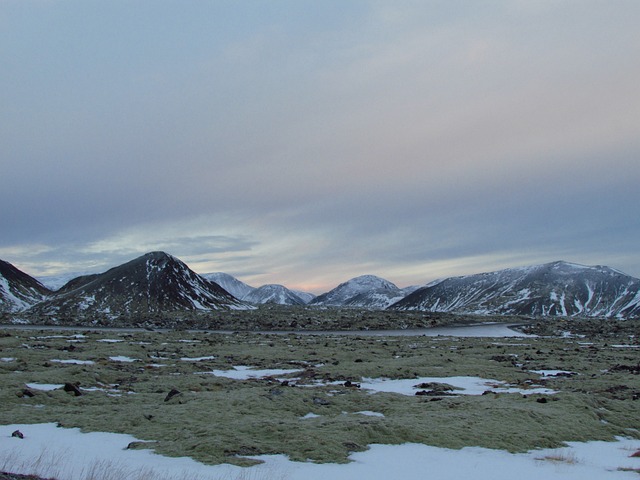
[
  {"x1": 200, "y1": 365, "x2": 303, "y2": 379},
  {"x1": 357, "y1": 375, "x2": 555, "y2": 396},
  {"x1": 1, "y1": 423, "x2": 638, "y2": 480}
]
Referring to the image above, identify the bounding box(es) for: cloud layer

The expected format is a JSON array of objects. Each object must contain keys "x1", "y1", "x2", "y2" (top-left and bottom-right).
[{"x1": 2, "y1": 1, "x2": 639, "y2": 292}]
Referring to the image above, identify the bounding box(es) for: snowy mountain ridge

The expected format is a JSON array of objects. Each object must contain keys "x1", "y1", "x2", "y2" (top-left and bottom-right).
[
  {"x1": 26, "y1": 252, "x2": 252, "y2": 318},
  {"x1": 0, "y1": 259, "x2": 52, "y2": 313},
  {"x1": 2, "y1": 256, "x2": 639, "y2": 319},
  {"x1": 243, "y1": 284, "x2": 307, "y2": 305},
  {"x1": 390, "y1": 260, "x2": 640, "y2": 318},
  {"x1": 201, "y1": 272, "x2": 256, "y2": 300},
  {"x1": 310, "y1": 274, "x2": 404, "y2": 308}
]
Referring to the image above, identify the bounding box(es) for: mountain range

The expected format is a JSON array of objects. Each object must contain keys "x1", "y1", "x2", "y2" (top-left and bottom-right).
[
  {"x1": 1, "y1": 253, "x2": 639, "y2": 319},
  {"x1": 201, "y1": 272, "x2": 314, "y2": 305},
  {"x1": 391, "y1": 261, "x2": 640, "y2": 318},
  {"x1": 18, "y1": 252, "x2": 250, "y2": 317}
]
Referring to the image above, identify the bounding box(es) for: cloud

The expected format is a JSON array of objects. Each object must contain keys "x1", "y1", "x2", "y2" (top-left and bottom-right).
[{"x1": 1, "y1": 2, "x2": 639, "y2": 291}]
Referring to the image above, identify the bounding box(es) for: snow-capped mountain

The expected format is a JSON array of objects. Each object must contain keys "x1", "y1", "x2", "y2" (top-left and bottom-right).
[
  {"x1": 400, "y1": 284, "x2": 423, "y2": 297},
  {"x1": 37, "y1": 272, "x2": 91, "y2": 291},
  {"x1": 28, "y1": 252, "x2": 252, "y2": 317},
  {"x1": 390, "y1": 261, "x2": 640, "y2": 318},
  {"x1": 310, "y1": 275, "x2": 404, "y2": 308},
  {"x1": 243, "y1": 284, "x2": 307, "y2": 305},
  {"x1": 202, "y1": 272, "x2": 315, "y2": 305},
  {"x1": 201, "y1": 272, "x2": 256, "y2": 300},
  {"x1": 0, "y1": 260, "x2": 52, "y2": 313},
  {"x1": 291, "y1": 290, "x2": 316, "y2": 304}
]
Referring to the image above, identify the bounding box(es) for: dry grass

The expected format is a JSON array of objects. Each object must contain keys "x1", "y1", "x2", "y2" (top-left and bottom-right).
[
  {"x1": 535, "y1": 450, "x2": 580, "y2": 465},
  {"x1": 0, "y1": 453, "x2": 289, "y2": 480}
]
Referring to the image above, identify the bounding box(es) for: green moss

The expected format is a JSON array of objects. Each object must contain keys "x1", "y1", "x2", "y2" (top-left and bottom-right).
[{"x1": 1, "y1": 325, "x2": 639, "y2": 466}]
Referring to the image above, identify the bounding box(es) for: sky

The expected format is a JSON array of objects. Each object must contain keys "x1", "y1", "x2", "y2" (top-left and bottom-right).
[{"x1": 1, "y1": 1, "x2": 639, "y2": 294}]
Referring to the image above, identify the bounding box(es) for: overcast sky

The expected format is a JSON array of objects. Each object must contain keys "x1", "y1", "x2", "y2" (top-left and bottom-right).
[{"x1": 2, "y1": 1, "x2": 639, "y2": 293}]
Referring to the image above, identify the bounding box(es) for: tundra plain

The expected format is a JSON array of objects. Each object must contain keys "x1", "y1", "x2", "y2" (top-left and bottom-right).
[{"x1": 1, "y1": 315, "x2": 639, "y2": 468}]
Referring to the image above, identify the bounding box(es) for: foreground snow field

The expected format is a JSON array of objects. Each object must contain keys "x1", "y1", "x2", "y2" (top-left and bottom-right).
[{"x1": 1, "y1": 424, "x2": 639, "y2": 480}]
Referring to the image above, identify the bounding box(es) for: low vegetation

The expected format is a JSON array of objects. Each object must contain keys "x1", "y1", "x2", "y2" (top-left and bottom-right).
[{"x1": 1, "y1": 314, "x2": 639, "y2": 467}]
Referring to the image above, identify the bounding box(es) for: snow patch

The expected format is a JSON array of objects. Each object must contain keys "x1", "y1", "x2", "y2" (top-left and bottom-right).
[
  {"x1": 0, "y1": 423, "x2": 638, "y2": 480},
  {"x1": 358, "y1": 376, "x2": 555, "y2": 396},
  {"x1": 198, "y1": 365, "x2": 302, "y2": 379}
]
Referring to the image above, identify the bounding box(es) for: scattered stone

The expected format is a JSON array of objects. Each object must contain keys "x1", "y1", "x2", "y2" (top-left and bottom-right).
[
  {"x1": 126, "y1": 441, "x2": 157, "y2": 450},
  {"x1": 490, "y1": 355, "x2": 513, "y2": 362},
  {"x1": 343, "y1": 380, "x2": 360, "y2": 388},
  {"x1": 414, "y1": 382, "x2": 455, "y2": 391},
  {"x1": 224, "y1": 445, "x2": 262, "y2": 456},
  {"x1": 415, "y1": 389, "x2": 456, "y2": 397},
  {"x1": 536, "y1": 397, "x2": 548, "y2": 404},
  {"x1": 343, "y1": 441, "x2": 363, "y2": 451},
  {"x1": 11, "y1": 430, "x2": 24, "y2": 439},
  {"x1": 17, "y1": 388, "x2": 35, "y2": 398},
  {"x1": 164, "y1": 388, "x2": 181, "y2": 402},
  {"x1": 312, "y1": 396, "x2": 331, "y2": 406},
  {"x1": 610, "y1": 364, "x2": 640, "y2": 374},
  {"x1": 63, "y1": 382, "x2": 82, "y2": 396}
]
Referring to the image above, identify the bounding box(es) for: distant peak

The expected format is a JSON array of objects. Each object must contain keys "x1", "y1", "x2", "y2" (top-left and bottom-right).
[{"x1": 142, "y1": 251, "x2": 173, "y2": 259}]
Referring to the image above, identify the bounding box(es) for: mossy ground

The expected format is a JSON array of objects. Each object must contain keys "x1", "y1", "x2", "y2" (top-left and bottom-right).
[{"x1": 1, "y1": 319, "x2": 639, "y2": 466}]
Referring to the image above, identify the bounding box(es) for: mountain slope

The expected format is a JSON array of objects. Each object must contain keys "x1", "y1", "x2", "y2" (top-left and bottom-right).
[
  {"x1": 28, "y1": 252, "x2": 251, "y2": 317},
  {"x1": 243, "y1": 284, "x2": 307, "y2": 305},
  {"x1": 310, "y1": 275, "x2": 404, "y2": 308},
  {"x1": 201, "y1": 272, "x2": 256, "y2": 300},
  {"x1": 390, "y1": 261, "x2": 640, "y2": 318},
  {"x1": 0, "y1": 260, "x2": 52, "y2": 313},
  {"x1": 291, "y1": 290, "x2": 316, "y2": 304}
]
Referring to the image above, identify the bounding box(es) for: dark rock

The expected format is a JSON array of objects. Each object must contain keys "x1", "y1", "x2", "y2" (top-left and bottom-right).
[
  {"x1": 18, "y1": 388, "x2": 35, "y2": 398},
  {"x1": 609, "y1": 364, "x2": 640, "y2": 374},
  {"x1": 164, "y1": 388, "x2": 181, "y2": 402},
  {"x1": 536, "y1": 397, "x2": 548, "y2": 403},
  {"x1": 414, "y1": 382, "x2": 454, "y2": 391},
  {"x1": 63, "y1": 382, "x2": 82, "y2": 396},
  {"x1": 126, "y1": 441, "x2": 157, "y2": 450},
  {"x1": 312, "y1": 396, "x2": 331, "y2": 406},
  {"x1": 224, "y1": 445, "x2": 262, "y2": 456},
  {"x1": 343, "y1": 380, "x2": 360, "y2": 388},
  {"x1": 11, "y1": 430, "x2": 24, "y2": 439},
  {"x1": 343, "y1": 441, "x2": 364, "y2": 451},
  {"x1": 490, "y1": 355, "x2": 512, "y2": 362}
]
